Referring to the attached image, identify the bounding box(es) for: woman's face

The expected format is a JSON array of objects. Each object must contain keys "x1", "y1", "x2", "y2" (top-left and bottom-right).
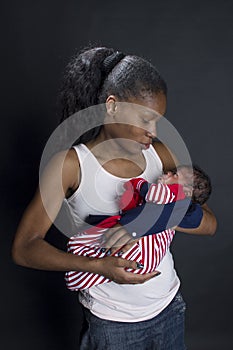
[{"x1": 104, "y1": 92, "x2": 167, "y2": 154}]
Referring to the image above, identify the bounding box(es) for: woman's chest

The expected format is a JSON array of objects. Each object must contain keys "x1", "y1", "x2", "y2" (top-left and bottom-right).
[{"x1": 102, "y1": 157, "x2": 146, "y2": 178}]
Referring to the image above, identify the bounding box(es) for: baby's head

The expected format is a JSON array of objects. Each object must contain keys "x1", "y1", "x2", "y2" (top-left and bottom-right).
[{"x1": 158, "y1": 164, "x2": 212, "y2": 205}]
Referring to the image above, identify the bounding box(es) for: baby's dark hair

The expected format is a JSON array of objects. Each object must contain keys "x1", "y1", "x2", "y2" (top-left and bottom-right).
[
  {"x1": 177, "y1": 164, "x2": 212, "y2": 205},
  {"x1": 58, "y1": 46, "x2": 167, "y2": 144}
]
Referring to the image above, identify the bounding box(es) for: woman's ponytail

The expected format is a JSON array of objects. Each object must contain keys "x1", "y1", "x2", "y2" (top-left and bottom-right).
[{"x1": 58, "y1": 47, "x2": 115, "y2": 123}]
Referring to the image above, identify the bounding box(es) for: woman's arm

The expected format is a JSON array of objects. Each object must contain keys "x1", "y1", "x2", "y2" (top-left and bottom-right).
[
  {"x1": 12, "y1": 149, "x2": 159, "y2": 283},
  {"x1": 12, "y1": 149, "x2": 84, "y2": 270},
  {"x1": 176, "y1": 203, "x2": 217, "y2": 236}
]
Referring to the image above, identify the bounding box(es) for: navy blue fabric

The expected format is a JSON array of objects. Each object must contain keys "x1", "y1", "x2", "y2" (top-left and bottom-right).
[
  {"x1": 87, "y1": 199, "x2": 203, "y2": 239},
  {"x1": 119, "y1": 199, "x2": 203, "y2": 238},
  {"x1": 139, "y1": 182, "x2": 149, "y2": 197},
  {"x1": 178, "y1": 202, "x2": 203, "y2": 228}
]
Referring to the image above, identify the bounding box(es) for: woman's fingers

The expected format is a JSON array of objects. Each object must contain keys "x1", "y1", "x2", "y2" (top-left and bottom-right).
[
  {"x1": 116, "y1": 258, "x2": 161, "y2": 284},
  {"x1": 100, "y1": 224, "x2": 132, "y2": 252},
  {"x1": 96, "y1": 256, "x2": 161, "y2": 285},
  {"x1": 126, "y1": 270, "x2": 161, "y2": 284}
]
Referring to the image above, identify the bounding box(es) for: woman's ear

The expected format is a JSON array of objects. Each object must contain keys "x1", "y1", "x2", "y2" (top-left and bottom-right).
[{"x1": 106, "y1": 95, "x2": 117, "y2": 116}]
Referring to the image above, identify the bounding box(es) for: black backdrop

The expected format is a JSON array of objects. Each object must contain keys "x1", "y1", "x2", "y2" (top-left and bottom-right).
[{"x1": 1, "y1": 0, "x2": 233, "y2": 349}]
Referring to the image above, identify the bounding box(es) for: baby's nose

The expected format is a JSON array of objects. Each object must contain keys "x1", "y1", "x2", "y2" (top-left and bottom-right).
[{"x1": 165, "y1": 171, "x2": 177, "y2": 179}]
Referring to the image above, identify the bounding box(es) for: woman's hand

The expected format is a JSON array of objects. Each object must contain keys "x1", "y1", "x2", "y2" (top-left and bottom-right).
[
  {"x1": 99, "y1": 224, "x2": 134, "y2": 255},
  {"x1": 90, "y1": 255, "x2": 161, "y2": 284}
]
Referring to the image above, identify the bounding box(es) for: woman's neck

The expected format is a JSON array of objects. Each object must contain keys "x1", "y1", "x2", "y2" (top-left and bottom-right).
[{"x1": 85, "y1": 132, "x2": 147, "y2": 178}]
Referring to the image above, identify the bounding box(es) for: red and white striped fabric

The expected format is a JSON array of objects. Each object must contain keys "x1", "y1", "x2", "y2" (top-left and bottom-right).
[
  {"x1": 65, "y1": 228, "x2": 175, "y2": 291},
  {"x1": 65, "y1": 182, "x2": 184, "y2": 291},
  {"x1": 145, "y1": 183, "x2": 186, "y2": 204},
  {"x1": 119, "y1": 178, "x2": 186, "y2": 211}
]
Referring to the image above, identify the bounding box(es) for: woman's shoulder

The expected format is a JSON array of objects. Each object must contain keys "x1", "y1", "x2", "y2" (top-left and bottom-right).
[
  {"x1": 46, "y1": 148, "x2": 80, "y2": 193},
  {"x1": 63, "y1": 148, "x2": 80, "y2": 182},
  {"x1": 63, "y1": 148, "x2": 80, "y2": 194},
  {"x1": 49, "y1": 148, "x2": 80, "y2": 168}
]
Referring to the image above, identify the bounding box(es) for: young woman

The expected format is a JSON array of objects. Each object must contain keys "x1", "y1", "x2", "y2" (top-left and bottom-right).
[{"x1": 12, "y1": 47, "x2": 217, "y2": 349}]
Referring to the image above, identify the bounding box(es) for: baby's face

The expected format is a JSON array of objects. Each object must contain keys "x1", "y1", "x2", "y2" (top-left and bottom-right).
[{"x1": 158, "y1": 167, "x2": 193, "y2": 197}]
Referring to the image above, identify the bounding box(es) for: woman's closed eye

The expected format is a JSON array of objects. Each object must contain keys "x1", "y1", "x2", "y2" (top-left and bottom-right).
[{"x1": 142, "y1": 118, "x2": 150, "y2": 124}]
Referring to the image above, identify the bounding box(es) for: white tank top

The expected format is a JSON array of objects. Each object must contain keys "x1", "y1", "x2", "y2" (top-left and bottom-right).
[{"x1": 65, "y1": 144, "x2": 180, "y2": 322}]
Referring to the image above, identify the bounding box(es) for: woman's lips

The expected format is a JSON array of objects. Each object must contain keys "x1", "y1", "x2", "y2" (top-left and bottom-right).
[{"x1": 142, "y1": 143, "x2": 150, "y2": 149}]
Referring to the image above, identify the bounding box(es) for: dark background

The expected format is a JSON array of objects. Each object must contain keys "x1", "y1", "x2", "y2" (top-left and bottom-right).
[{"x1": 1, "y1": 0, "x2": 233, "y2": 349}]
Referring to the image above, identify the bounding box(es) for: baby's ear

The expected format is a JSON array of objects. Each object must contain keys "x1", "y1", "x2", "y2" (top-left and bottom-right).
[{"x1": 183, "y1": 186, "x2": 193, "y2": 198}]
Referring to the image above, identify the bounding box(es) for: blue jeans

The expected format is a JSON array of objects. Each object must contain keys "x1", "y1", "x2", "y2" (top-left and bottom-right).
[{"x1": 79, "y1": 291, "x2": 186, "y2": 350}]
